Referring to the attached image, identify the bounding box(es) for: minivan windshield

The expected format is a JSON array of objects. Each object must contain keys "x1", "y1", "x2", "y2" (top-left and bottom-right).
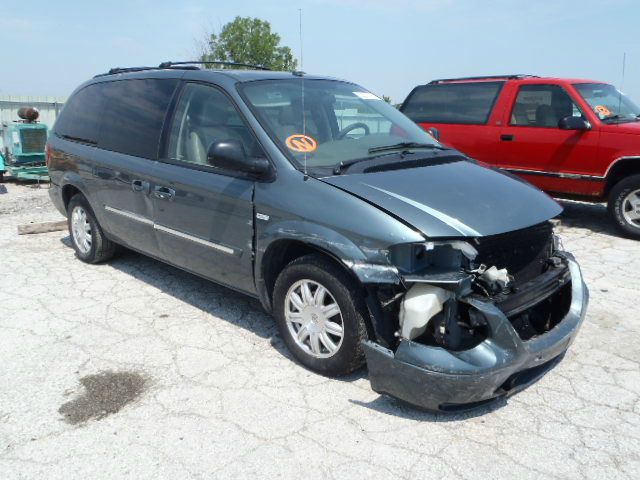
[
  {"x1": 574, "y1": 83, "x2": 640, "y2": 123},
  {"x1": 239, "y1": 79, "x2": 439, "y2": 170}
]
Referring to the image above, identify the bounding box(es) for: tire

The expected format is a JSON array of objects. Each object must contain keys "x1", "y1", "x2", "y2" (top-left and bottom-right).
[
  {"x1": 273, "y1": 253, "x2": 368, "y2": 377},
  {"x1": 67, "y1": 193, "x2": 116, "y2": 263},
  {"x1": 608, "y1": 174, "x2": 640, "y2": 239}
]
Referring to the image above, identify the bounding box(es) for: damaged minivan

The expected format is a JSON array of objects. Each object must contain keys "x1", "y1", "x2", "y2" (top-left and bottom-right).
[{"x1": 48, "y1": 63, "x2": 588, "y2": 411}]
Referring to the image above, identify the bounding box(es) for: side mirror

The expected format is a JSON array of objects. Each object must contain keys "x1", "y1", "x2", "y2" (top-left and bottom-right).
[
  {"x1": 427, "y1": 127, "x2": 440, "y2": 140},
  {"x1": 558, "y1": 116, "x2": 591, "y2": 131},
  {"x1": 207, "y1": 139, "x2": 270, "y2": 176}
]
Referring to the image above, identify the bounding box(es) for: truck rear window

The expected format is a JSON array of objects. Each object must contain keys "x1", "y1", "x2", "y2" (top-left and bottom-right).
[{"x1": 401, "y1": 82, "x2": 503, "y2": 125}]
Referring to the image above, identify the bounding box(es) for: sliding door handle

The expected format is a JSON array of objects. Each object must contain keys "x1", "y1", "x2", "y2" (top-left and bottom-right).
[{"x1": 131, "y1": 179, "x2": 150, "y2": 193}]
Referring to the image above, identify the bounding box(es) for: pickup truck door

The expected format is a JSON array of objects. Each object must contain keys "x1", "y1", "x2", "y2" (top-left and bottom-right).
[
  {"x1": 151, "y1": 82, "x2": 257, "y2": 294},
  {"x1": 496, "y1": 83, "x2": 600, "y2": 194}
]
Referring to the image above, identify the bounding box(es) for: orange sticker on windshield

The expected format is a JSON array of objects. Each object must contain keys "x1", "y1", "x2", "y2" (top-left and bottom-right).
[
  {"x1": 286, "y1": 134, "x2": 317, "y2": 153},
  {"x1": 595, "y1": 105, "x2": 611, "y2": 116}
]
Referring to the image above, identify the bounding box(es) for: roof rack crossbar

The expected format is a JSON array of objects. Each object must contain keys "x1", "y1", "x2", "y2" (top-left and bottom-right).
[
  {"x1": 95, "y1": 60, "x2": 272, "y2": 78},
  {"x1": 159, "y1": 61, "x2": 272, "y2": 71},
  {"x1": 428, "y1": 74, "x2": 539, "y2": 84}
]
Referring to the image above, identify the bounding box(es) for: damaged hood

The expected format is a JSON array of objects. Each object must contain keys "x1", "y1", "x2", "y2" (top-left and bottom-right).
[{"x1": 321, "y1": 158, "x2": 562, "y2": 238}]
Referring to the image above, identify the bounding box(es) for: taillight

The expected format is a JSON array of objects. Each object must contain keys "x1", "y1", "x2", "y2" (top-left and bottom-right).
[{"x1": 45, "y1": 142, "x2": 51, "y2": 167}]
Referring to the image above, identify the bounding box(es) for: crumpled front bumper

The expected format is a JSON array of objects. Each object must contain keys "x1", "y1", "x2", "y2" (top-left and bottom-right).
[{"x1": 363, "y1": 254, "x2": 588, "y2": 412}]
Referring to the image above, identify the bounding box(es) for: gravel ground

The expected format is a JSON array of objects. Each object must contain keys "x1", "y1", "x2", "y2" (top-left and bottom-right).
[{"x1": 0, "y1": 181, "x2": 638, "y2": 479}]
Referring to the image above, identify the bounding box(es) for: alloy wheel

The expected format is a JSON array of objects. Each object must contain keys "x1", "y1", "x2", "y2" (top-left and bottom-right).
[
  {"x1": 622, "y1": 188, "x2": 640, "y2": 227},
  {"x1": 284, "y1": 279, "x2": 345, "y2": 358},
  {"x1": 71, "y1": 206, "x2": 92, "y2": 254}
]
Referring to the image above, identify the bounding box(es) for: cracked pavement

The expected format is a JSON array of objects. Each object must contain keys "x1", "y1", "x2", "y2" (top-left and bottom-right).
[{"x1": 1, "y1": 182, "x2": 639, "y2": 479}]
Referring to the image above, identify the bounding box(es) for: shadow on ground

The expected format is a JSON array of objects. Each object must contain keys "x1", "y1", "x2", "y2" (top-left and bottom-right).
[{"x1": 556, "y1": 200, "x2": 624, "y2": 238}]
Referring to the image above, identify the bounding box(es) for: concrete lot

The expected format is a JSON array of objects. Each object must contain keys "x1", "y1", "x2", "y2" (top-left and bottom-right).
[{"x1": 0, "y1": 182, "x2": 638, "y2": 480}]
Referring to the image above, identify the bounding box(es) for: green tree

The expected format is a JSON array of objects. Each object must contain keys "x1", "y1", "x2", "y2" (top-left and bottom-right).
[{"x1": 200, "y1": 16, "x2": 297, "y2": 71}]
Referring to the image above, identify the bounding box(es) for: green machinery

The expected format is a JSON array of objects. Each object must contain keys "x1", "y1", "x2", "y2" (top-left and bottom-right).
[{"x1": 0, "y1": 107, "x2": 49, "y2": 182}]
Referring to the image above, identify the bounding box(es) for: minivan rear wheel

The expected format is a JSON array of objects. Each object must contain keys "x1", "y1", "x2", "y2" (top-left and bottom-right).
[
  {"x1": 608, "y1": 175, "x2": 640, "y2": 239},
  {"x1": 273, "y1": 253, "x2": 368, "y2": 377},
  {"x1": 67, "y1": 194, "x2": 116, "y2": 263}
]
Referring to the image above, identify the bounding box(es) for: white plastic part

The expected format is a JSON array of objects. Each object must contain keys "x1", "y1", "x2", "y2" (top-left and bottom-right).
[
  {"x1": 399, "y1": 284, "x2": 452, "y2": 340},
  {"x1": 480, "y1": 266, "x2": 510, "y2": 287}
]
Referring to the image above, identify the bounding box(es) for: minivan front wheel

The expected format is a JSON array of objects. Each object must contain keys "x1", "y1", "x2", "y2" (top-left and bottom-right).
[
  {"x1": 67, "y1": 194, "x2": 116, "y2": 263},
  {"x1": 273, "y1": 254, "x2": 368, "y2": 376},
  {"x1": 608, "y1": 175, "x2": 640, "y2": 239}
]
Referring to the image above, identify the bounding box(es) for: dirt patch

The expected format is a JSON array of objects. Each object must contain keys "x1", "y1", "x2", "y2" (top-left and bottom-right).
[{"x1": 59, "y1": 370, "x2": 147, "y2": 425}]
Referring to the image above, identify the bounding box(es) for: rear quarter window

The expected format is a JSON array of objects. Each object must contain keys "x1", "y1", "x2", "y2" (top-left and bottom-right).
[
  {"x1": 401, "y1": 82, "x2": 503, "y2": 125},
  {"x1": 98, "y1": 79, "x2": 178, "y2": 159},
  {"x1": 53, "y1": 84, "x2": 104, "y2": 144}
]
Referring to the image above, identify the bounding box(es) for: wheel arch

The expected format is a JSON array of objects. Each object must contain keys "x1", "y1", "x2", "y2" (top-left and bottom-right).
[
  {"x1": 604, "y1": 157, "x2": 640, "y2": 196},
  {"x1": 60, "y1": 173, "x2": 96, "y2": 214},
  {"x1": 258, "y1": 238, "x2": 362, "y2": 313}
]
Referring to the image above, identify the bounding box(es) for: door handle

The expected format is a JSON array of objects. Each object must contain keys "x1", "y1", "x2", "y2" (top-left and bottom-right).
[
  {"x1": 153, "y1": 185, "x2": 175, "y2": 200},
  {"x1": 131, "y1": 179, "x2": 150, "y2": 194},
  {"x1": 500, "y1": 134, "x2": 514, "y2": 142}
]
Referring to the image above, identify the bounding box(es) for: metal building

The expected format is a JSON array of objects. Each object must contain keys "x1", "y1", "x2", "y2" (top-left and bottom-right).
[{"x1": 0, "y1": 95, "x2": 66, "y2": 129}]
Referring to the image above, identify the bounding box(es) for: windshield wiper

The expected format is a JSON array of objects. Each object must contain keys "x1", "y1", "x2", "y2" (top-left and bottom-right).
[
  {"x1": 367, "y1": 142, "x2": 445, "y2": 154},
  {"x1": 333, "y1": 157, "x2": 372, "y2": 175},
  {"x1": 333, "y1": 143, "x2": 447, "y2": 175},
  {"x1": 602, "y1": 114, "x2": 640, "y2": 123}
]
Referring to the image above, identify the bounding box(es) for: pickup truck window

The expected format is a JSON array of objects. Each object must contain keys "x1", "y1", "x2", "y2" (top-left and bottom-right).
[
  {"x1": 510, "y1": 85, "x2": 582, "y2": 128},
  {"x1": 574, "y1": 83, "x2": 640, "y2": 123},
  {"x1": 401, "y1": 82, "x2": 503, "y2": 125}
]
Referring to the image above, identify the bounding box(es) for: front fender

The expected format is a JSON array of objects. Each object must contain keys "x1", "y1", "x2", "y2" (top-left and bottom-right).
[
  {"x1": 255, "y1": 219, "x2": 402, "y2": 311},
  {"x1": 259, "y1": 219, "x2": 400, "y2": 279}
]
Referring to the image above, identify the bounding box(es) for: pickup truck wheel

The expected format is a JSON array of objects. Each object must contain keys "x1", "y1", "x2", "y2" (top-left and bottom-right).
[
  {"x1": 67, "y1": 194, "x2": 116, "y2": 263},
  {"x1": 273, "y1": 253, "x2": 367, "y2": 377},
  {"x1": 608, "y1": 175, "x2": 640, "y2": 239}
]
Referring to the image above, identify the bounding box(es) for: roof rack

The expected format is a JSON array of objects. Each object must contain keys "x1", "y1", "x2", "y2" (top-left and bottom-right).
[
  {"x1": 95, "y1": 60, "x2": 272, "y2": 78},
  {"x1": 428, "y1": 74, "x2": 539, "y2": 84},
  {"x1": 159, "y1": 61, "x2": 271, "y2": 71}
]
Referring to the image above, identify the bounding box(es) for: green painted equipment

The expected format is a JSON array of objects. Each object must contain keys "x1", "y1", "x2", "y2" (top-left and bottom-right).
[{"x1": 1, "y1": 107, "x2": 50, "y2": 182}]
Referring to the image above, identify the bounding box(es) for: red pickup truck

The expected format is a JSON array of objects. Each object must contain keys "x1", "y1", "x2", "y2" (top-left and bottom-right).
[{"x1": 400, "y1": 74, "x2": 640, "y2": 238}]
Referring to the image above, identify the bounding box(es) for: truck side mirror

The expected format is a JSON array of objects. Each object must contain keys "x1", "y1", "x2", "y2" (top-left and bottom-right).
[
  {"x1": 427, "y1": 127, "x2": 440, "y2": 140},
  {"x1": 558, "y1": 116, "x2": 591, "y2": 131},
  {"x1": 207, "y1": 139, "x2": 270, "y2": 177}
]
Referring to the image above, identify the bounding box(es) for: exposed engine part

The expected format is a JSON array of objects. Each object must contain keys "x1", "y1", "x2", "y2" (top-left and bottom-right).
[
  {"x1": 398, "y1": 283, "x2": 452, "y2": 340},
  {"x1": 470, "y1": 264, "x2": 513, "y2": 296},
  {"x1": 431, "y1": 300, "x2": 488, "y2": 351},
  {"x1": 17, "y1": 107, "x2": 40, "y2": 123},
  {"x1": 473, "y1": 221, "x2": 553, "y2": 284}
]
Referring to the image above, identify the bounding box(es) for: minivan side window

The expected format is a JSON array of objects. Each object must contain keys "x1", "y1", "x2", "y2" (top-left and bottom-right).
[
  {"x1": 53, "y1": 84, "x2": 104, "y2": 144},
  {"x1": 510, "y1": 85, "x2": 582, "y2": 128},
  {"x1": 99, "y1": 79, "x2": 178, "y2": 159},
  {"x1": 167, "y1": 83, "x2": 262, "y2": 167},
  {"x1": 402, "y1": 82, "x2": 503, "y2": 124}
]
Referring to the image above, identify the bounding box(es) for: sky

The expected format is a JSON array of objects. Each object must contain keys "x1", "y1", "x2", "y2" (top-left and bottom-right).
[{"x1": 2, "y1": 0, "x2": 640, "y2": 104}]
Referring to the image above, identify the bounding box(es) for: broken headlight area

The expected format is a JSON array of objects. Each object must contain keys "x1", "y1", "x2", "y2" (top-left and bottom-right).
[
  {"x1": 379, "y1": 221, "x2": 567, "y2": 348},
  {"x1": 362, "y1": 222, "x2": 586, "y2": 412}
]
